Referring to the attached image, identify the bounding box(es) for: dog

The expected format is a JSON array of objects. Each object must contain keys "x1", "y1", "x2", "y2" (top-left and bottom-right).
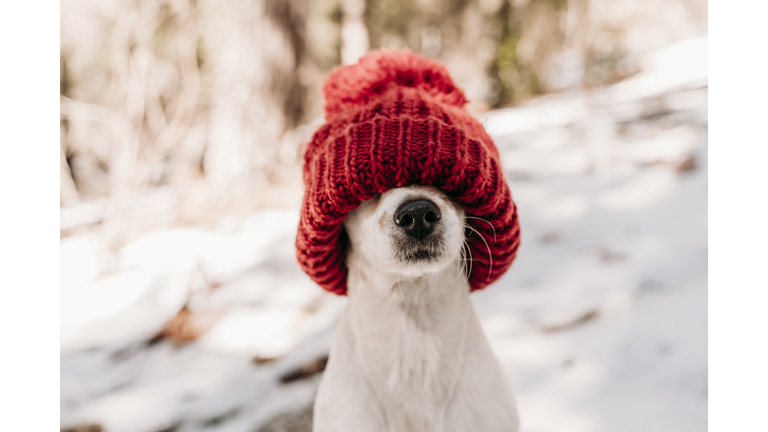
[{"x1": 312, "y1": 184, "x2": 520, "y2": 432}]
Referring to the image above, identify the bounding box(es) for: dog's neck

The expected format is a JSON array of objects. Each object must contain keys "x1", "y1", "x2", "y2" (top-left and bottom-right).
[{"x1": 344, "y1": 248, "x2": 472, "y2": 425}]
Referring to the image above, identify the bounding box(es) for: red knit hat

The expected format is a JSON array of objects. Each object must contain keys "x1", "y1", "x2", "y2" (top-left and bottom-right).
[{"x1": 296, "y1": 50, "x2": 520, "y2": 295}]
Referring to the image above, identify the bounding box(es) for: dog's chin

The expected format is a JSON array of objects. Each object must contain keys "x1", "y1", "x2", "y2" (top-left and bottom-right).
[
  {"x1": 390, "y1": 245, "x2": 455, "y2": 275},
  {"x1": 396, "y1": 253, "x2": 455, "y2": 276},
  {"x1": 379, "y1": 224, "x2": 462, "y2": 275},
  {"x1": 403, "y1": 249, "x2": 441, "y2": 263}
]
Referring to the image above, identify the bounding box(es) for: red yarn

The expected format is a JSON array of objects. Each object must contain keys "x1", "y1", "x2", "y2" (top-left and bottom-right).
[{"x1": 296, "y1": 50, "x2": 520, "y2": 295}]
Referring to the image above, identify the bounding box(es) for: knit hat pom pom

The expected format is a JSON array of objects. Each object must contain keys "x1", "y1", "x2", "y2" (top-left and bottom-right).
[{"x1": 323, "y1": 50, "x2": 468, "y2": 120}]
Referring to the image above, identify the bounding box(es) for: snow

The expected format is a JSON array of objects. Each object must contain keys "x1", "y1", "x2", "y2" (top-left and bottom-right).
[{"x1": 61, "y1": 36, "x2": 707, "y2": 432}]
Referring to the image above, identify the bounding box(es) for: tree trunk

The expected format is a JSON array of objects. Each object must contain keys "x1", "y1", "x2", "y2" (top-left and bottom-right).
[{"x1": 202, "y1": 0, "x2": 309, "y2": 207}]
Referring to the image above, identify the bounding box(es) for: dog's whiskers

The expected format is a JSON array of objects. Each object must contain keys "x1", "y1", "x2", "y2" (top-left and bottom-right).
[
  {"x1": 464, "y1": 223, "x2": 493, "y2": 282},
  {"x1": 464, "y1": 237, "x2": 475, "y2": 282},
  {"x1": 464, "y1": 216, "x2": 498, "y2": 244},
  {"x1": 447, "y1": 239, "x2": 469, "y2": 286},
  {"x1": 464, "y1": 240, "x2": 472, "y2": 279}
]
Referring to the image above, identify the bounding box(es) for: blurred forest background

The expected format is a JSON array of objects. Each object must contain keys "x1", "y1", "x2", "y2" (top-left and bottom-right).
[
  {"x1": 60, "y1": 0, "x2": 706, "y2": 246},
  {"x1": 61, "y1": 1, "x2": 707, "y2": 431}
]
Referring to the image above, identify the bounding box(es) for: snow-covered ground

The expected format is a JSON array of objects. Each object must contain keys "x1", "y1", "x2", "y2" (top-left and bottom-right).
[{"x1": 61, "y1": 36, "x2": 707, "y2": 432}]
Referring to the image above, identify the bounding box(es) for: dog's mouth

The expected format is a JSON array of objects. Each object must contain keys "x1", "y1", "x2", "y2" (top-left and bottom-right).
[
  {"x1": 404, "y1": 248, "x2": 439, "y2": 262},
  {"x1": 393, "y1": 234, "x2": 445, "y2": 263}
]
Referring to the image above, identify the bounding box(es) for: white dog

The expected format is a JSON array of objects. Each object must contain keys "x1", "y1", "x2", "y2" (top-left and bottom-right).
[{"x1": 313, "y1": 184, "x2": 520, "y2": 432}]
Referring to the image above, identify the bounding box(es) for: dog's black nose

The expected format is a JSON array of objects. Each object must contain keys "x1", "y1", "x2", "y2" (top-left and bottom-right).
[{"x1": 394, "y1": 199, "x2": 441, "y2": 239}]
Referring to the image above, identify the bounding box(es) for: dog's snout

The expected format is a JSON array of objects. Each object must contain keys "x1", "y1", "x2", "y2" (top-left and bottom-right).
[{"x1": 394, "y1": 199, "x2": 441, "y2": 239}]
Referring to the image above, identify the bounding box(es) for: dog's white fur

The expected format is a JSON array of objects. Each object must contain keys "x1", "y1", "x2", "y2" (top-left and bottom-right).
[{"x1": 313, "y1": 185, "x2": 520, "y2": 432}]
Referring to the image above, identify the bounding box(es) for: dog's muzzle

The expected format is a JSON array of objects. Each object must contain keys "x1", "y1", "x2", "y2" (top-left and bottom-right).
[{"x1": 393, "y1": 198, "x2": 445, "y2": 263}]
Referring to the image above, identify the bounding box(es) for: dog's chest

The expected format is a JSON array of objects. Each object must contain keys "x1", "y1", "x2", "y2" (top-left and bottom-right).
[{"x1": 349, "y1": 298, "x2": 469, "y2": 420}]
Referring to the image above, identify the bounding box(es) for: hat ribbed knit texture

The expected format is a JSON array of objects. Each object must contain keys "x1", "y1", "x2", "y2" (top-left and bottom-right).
[{"x1": 296, "y1": 50, "x2": 520, "y2": 295}]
